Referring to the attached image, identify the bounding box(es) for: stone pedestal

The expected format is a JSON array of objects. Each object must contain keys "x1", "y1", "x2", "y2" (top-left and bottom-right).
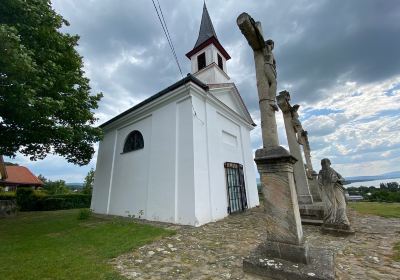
[
  {"x1": 244, "y1": 147, "x2": 334, "y2": 280},
  {"x1": 0, "y1": 200, "x2": 17, "y2": 217},
  {"x1": 321, "y1": 223, "x2": 355, "y2": 236},
  {"x1": 308, "y1": 171, "x2": 322, "y2": 202},
  {"x1": 299, "y1": 203, "x2": 324, "y2": 225}
]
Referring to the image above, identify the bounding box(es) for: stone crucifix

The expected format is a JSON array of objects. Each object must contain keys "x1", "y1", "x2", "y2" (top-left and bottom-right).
[
  {"x1": 237, "y1": 13, "x2": 334, "y2": 279},
  {"x1": 277, "y1": 90, "x2": 314, "y2": 204},
  {"x1": 237, "y1": 13, "x2": 279, "y2": 150},
  {"x1": 299, "y1": 130, "x2": 314, "y2": 178}
]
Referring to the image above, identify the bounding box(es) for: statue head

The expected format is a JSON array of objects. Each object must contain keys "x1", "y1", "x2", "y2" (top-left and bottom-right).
[
  {"x1": 321, "y1": 158, "x2": 331, "y2": 170},
  {"x1": 265, "y1": 39, "x2": 274, "y2": 50}
]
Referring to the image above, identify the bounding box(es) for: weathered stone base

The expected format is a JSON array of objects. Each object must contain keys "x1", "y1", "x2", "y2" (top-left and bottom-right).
[
  {"x1": 243, "y1": 243, "x2": 335, "y2": 280},
  {"x1": 299, "y1": 202, "x2": 324, "y2": 225},
  {"x1": 321, "y1": 223, "x2": 355, "y2": 236},
  {"x1": 256, "y1": 240, "x2": 309, "y2": 264},
  {"x1": 301, "y1": 218, "x2": 323, "y2": 226},
  {"x1": 0, "y1": 200, "x2": 17, "y2": 218}
]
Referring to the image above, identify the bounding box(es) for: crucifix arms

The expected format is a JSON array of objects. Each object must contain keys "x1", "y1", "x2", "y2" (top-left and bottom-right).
[{"x1": 237, "y1": 13, "x2": 265, "y2": 51}]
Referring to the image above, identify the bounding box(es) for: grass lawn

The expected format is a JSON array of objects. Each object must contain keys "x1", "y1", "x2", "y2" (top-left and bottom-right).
[
  {"x1": 0, "y1": 209, "x2": 174, "y2": 280},
  {"x1": 394, "y1": 242, "x2": 400, "y2": 262},
  {"x1": 348, "y1": 202, "x2": 400, "y2": 218}
]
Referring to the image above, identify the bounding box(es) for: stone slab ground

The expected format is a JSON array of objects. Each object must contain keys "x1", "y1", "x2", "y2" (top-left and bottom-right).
[{"x1": 111, "y1": 206, "x2": 400, "y2": 279}]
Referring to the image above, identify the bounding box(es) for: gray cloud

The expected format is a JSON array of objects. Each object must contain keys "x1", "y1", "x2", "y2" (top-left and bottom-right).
[{"x1": 11, "y1": 0, "x2": 399, "y2": 181}]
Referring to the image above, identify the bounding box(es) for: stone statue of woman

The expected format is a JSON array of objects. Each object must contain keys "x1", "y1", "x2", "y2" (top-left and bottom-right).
[{"x1": 318, "y1": 158, "x2": 352, "y2": 233}]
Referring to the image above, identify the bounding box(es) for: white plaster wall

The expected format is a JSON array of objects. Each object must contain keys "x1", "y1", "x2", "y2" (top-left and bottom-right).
[
  {"x1": 92, "y1": 83, "x2": 257, "y2": 226},
  {"x1": 190, "y1": 44, "x2": 230, "y2": 85},
  {"x1": 190, "y1": 45, "x2": 213, "y2": 73},
  {"x1": 192, "y1": 94, "x2": 212, "y2": 226},
  {"x1": 191, "y1": 92, "x2": 258, "y2": 225},
  {"x1": 92, "y1": 91, "x2": 198, "y2": 225},
  {"x1": 211, "y1": 45, "x2": 227, "y2": 74},
  {"x1": 194, "y1": 65, "x2": 230, "y2": 84},
  {"x1": 211, "y1": 89, "x2": 242, "y2": 115},
  {"x1": 108, "y1": 116, "x2": 152, "y2": 218},
  {"x1": 91, "y1": 131, "x2": 117, "y2": 214},
  {"x1": 175, "y1": 97, "x2": 196, "y2": 225},
  {"x1": 240, "y1": 125, "x2": 260, "y2": 208}
]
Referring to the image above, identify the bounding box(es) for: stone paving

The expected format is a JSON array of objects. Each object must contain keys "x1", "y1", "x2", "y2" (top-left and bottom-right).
[{"x1": 111, "y1": 205, "x2": 400, "y2": 279}]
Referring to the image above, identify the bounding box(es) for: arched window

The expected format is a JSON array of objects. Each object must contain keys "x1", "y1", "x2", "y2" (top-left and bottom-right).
[{"x1": 123, "y1": 130, "x2": 144, "y2": 153}]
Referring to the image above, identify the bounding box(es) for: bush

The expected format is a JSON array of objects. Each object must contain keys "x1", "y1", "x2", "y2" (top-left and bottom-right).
[
  {"x1": 15, "y1": 191, "x2": 91, "y2": 211},
  {"x1": 16, "y1": 187, "x2": 36, "y2": 211},
  {"x1": 0, "y1": 192, "x2": 16, "y2": 200},
  {"x1": 368, "y1": 190, "x2": 400, "y2": 203},
  {"x1": 77, "y1": 208, "x2": 92, "y2": 220},
  {"x1": 49, "y1": 194, "x2": 92, "y2": 209},
  {"x1": 41, "y1": 198, "x2": 65, "y2": 211}
]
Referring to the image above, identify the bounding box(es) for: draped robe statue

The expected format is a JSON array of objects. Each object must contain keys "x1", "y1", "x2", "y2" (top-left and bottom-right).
[{"x1": 318, "y1": 158, "x2": 350, "y2": 229}]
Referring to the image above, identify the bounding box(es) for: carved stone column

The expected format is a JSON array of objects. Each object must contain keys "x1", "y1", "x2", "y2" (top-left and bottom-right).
[
  {"x1": 237, "y1": 13, "x2": 279, "y2": 150},
  {"x1": 301, "y1": 130, "x2": 322, "y2": 202},
  {"x1": 238, "y1": 13, "x2": 334, "y2": 280},
  {"x1": 277, "y1": 91, "x2": 313, "y2": 204}
]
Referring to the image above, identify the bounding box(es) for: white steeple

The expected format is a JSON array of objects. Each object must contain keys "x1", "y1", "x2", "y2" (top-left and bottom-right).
[{"x1": 185, "y1": 3, "x2": 231, "y2": 84}]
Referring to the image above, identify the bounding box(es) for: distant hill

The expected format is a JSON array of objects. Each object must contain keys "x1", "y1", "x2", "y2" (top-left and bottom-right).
[
  {"x1": 66, "y1": 183, "x2": 84, "y2": 189},
  {"x1": 344, "y1": 171, "x2": 400, "y2": 184},
  {"x1": 256, "y1": 171, "x2": 400, "y2": 185}
]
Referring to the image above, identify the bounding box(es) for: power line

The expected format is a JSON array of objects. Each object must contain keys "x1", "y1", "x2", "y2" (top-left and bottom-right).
[
  {"x1": 156, "y1": 0, "x2": 182, "y2": 77},
  {"x1": 151, "y1": 0, "x2": 183, "y2": 77},
  {"x1": 150, "y1": 0, "x2": 204, "y2": 125}
]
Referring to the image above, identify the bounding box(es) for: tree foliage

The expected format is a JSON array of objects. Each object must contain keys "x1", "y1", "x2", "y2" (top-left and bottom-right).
[
  {"x1": 82, "y1": 168, "x2": 95, "y2": 194},
  {"x1": 347, "y1": 182, "x2": 400, "y2": 202},
  {"x1": 0, "y1": 0, "x2": 102, "y2": 165},
  {"x1": 38, "y1": 174, "x2": 70, "y2": 195}
]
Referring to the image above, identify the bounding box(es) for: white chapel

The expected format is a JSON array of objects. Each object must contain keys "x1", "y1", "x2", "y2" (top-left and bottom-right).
[{"x1": 91, "y1": 3, "x2": 259, "y2": 226}]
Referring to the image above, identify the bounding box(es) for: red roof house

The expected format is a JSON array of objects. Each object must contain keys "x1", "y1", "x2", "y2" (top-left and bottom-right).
[{"x1": 0, "y1": 166, "x2": 43, "y2": 189}]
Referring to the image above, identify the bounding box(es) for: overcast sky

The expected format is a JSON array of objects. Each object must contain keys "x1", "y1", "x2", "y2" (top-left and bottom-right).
[{"x1": 8, "y1": 0, "x2": 400, "y2": 182}]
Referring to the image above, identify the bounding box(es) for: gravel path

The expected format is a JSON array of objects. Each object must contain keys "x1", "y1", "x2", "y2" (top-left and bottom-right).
[{"x1": 111, "y1": 205, "x2": 400, "y2": 279}]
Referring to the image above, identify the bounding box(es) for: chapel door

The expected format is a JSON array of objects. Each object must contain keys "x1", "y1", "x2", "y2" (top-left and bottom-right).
[{"x1": 224, "y1": 162, "x2": 248, "y2": 214}]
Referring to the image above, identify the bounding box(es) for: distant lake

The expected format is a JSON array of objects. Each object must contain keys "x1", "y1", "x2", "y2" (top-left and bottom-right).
[{"x1": 346, "y1": 178, "x2": 400, "y2": 188}]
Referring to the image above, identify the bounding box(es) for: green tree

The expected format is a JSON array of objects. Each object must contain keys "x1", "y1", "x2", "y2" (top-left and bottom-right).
[
  {"x1": 0, "y1": 0, "x2": 102, "y2": 165},
  {"x1": 82, "y1": 168, "x2": 95, "y2": 194},
  {"x1": 37, "y1": 174, "x2": 47, "y2": 184},
  {"x1": 43, "y1": 179, "x2": 69, "y2": 195}
]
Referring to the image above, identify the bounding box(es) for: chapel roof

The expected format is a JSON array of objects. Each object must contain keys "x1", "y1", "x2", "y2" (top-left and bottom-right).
[
  {"x1": 185, "y1": 3, "x2": 230, "y2": 60},
  {"x1": 100, "y1": 74, "x2": 208, "y2": 128},
  {"x1": 194, "y1": 3, "x2": 218, "y2": 49}
]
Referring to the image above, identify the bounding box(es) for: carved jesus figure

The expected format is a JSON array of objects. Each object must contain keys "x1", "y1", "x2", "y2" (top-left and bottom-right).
[
  {"x1": 262, "y1": 39, "x2": 278, "y2": 110},
  {"x1": 290, "y1": 104, "x2": 303, "y2": 143},
  {"x1": 318, "y1": 158, "x2": 350, "y2": 228}
]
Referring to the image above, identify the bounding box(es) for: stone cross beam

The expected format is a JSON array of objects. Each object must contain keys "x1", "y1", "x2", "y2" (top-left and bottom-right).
[
  {"x1": 277, "y1": 91, "x2": 313, "y2": 204},
  {"x1": 237, "y1": 13, "x2": 279, "y2": 150},
  {"x1": 300, "y1": 130, "x2": 314, "y2": 176}
]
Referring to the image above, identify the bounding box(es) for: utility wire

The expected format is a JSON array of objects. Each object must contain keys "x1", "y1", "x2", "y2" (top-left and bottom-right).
[
  {"x1": 156, "y1": 0, "x2": 183, "y2": 77},
  {"x1": 151, "y1": 0, "x2": 183, "y2": 77},
  {"x1": 150, "y1": 0, "x2": 204, "y2": 125}
]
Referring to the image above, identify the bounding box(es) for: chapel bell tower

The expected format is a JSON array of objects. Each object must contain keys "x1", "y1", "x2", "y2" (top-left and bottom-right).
[{"x1": 185, "y1": 3, "x2": 231, "y2": 84}]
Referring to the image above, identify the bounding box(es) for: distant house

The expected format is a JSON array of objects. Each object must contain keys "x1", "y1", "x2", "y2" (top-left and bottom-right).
[
  {"x1": 344, "y1": 191, "x2": 364, "y2": 202},
  {"x1": 0, "y1": 160, "x2": 43, "y2": 191}
]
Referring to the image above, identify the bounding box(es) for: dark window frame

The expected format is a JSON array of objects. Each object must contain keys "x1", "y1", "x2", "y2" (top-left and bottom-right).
[
  {"x1": 197, "y1": 52, "x2": 206, "y2": 71},
  {"x1": 122, "y1": 130, "x2": 144, "y2": 153},
  {"x1": 217, "y1": 54, "x2": 223, "y2": 70}
]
